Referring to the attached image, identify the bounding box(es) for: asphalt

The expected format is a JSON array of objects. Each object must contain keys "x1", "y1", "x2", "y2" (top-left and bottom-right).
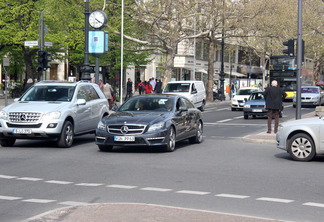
[{"x1": 0, "y1": 97, "x2": 313, "y2": 222}]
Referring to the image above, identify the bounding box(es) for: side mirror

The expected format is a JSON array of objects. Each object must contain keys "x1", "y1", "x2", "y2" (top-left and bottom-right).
[
  {"x1": 178, "y1": 106, "x2": 188, "y2": 112},
  {"x1": 111, "y1": 105, "x2": 118, "y2": 111},
  {"x1": 244, "y1": 98, "x2": 248, "y2": 102},
  {"x1": 191, "y1": 89, "x2": 197, "y2": 94},
  {"x1": 76, "y1": 99, "x2": 86, "y2": 105}
]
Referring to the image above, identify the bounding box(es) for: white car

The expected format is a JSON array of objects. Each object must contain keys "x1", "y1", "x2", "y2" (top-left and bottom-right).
[
  {"x1": 276, "y1": 117, "x2": 324, "y2": 161},
  {"x1": 293, "y1": 86, "x2": 324, "y2": 107},
  {"x1": 231, "y1": 87, "x2": 259, "y2": 111},
  {"x1": 0, "y1": 81, "x2": 109, "y2": 148}
]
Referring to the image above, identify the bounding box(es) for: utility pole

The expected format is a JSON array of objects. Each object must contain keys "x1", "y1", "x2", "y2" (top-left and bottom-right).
[
  {"x1": 296, "y1": 0, "x2": 303, "y2": 119},
  {"x1": 81, "y1": 0, "x2": 91, "y2": 81}
]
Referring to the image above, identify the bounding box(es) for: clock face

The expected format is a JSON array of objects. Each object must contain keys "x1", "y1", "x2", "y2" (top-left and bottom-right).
[{"x1": 89, "y1": 10, "x2": 107, "y2": 29}]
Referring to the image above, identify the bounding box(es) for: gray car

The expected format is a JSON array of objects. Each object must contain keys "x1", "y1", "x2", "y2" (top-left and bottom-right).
[
  {"x1": 293, "y1": 86, "x2": 324, "y2": 107},
  {"x1": 276, "y1": 117, "x2": 324, "y2": 161},
  {"x1": 0, "y1": 81, "x2": 109, "y2": 148}
]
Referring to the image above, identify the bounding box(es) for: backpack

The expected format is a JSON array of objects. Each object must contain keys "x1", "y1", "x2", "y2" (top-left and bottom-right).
[{"x1": 139, "y1": 83, "x2": 144, "y2": 90}]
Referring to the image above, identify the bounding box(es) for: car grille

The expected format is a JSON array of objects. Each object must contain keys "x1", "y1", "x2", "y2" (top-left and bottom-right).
[
  {"x1": 6, "y1": 123, "x2": 42, "y2": 128},
  {"x1": 301, "y1": 97, "x2": 313, "y2": 100},
  {"x1": 237, "y1": 100, "x2": 244, "y2": 103},
  {"x1": 108, "y1": 124, "x2": 146, "y2": 135},
  {"x1": 251, "y1": 105, "x2": 264, "y2": 108},
  {"x1": 9, "y1": 112, "x2": 42, "y2": 123}
]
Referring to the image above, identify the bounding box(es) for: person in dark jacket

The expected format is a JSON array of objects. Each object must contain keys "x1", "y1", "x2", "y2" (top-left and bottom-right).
[
  {"x1": 125, "y1": 78, "x2": 133, "y2": 100},
  {"x1": 154, "y1": 79, "x2": 162, "y2": 93},
  {"x1": 264, "y1": 80, "x2": 286, "y2": 134}
]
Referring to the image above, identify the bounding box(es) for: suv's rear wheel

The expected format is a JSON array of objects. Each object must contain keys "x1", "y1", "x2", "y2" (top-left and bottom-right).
[
  {"x1": 57, "y1": 121, "x2": 74, "y2": 148},
  {"x1": 0, "y1": 138, "x2": 16, "y2": 147}
]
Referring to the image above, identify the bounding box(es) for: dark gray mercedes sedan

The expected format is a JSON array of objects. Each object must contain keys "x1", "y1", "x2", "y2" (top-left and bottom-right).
[{"x1": 95, "y1": 94, "x2": 203, "y2": 152}]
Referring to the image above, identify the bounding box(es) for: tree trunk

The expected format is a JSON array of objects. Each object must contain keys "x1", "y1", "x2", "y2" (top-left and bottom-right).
[
  {"x1": 23, "y1": 47, "x2": 37, "y2": 81},
  {"x1": 162, "y1": 48, "x2": 176, "y2": 87},
  {"x1": 207, "y1": 37, "x2": 215, "y2": 102}
]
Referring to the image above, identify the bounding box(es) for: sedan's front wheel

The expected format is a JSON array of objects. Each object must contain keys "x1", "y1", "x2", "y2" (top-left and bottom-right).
[
  {"x1": 57, "y1": 121, "x2": 74, "y2": 148},
  {"x1": 165, "y1": 127, "x2": 176, "y2": 152},
  {"x1": 287, "y1": 133, "x2": 316, "y2": 161},
  {"x1": 98, "y1": 145, "x2": 113, "y2": 152}
]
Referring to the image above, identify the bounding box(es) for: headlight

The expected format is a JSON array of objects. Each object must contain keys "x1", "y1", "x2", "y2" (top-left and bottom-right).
[
  {"x1": 42, "y1": 112, "x2": 61, "y2": 120},
  {"x1": 244, "y1": 104, "x2": 250, "y2": 108},
  {"x1": 148, "y1": 122, "x2": 166, "y2": 132},
  {"x1": 0, "y1": 111, "x2": 8, "y2": 120},
  {"x1": 97, "y1": 120, "x2": 107, "y2": 131}
]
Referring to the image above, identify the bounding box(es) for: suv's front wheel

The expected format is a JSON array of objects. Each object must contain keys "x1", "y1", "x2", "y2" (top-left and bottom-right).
[
  {"x1": 0, "y1": 138, "x2": 16, "y2": 147},
  {"x1": 57, "y1": 121, "x2": 74, "y2": 148}
]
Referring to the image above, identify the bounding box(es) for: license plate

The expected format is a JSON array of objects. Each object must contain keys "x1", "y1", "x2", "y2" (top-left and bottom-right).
[
  {"x1": 252, "y1": 109, "x2": 262, "y2": 112},
  {"x1": 13, "y1": 129, "x2": 32, "y2": 134},
  {"x1": 114, "y1": 136, "x2": 135, "y2": 142}
]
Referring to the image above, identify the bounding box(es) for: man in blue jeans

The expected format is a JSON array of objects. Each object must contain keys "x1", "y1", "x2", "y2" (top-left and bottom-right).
[{"x1": 125, "y1": 78, "x2": 133, "y2": 100}]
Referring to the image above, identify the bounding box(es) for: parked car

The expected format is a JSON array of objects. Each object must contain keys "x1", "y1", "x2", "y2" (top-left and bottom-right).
[
  {"x1": 276, "y1": 117, "x2": 324, "y2": 161},
  {"x1": 95, "y1": 94, "x2": 203, "y2": 152},
  {"x1": 231, "y1": 87, "x2": 259, "y2": 111},
  {"x1": 243, "y1": 91, "x2": 283, "y2": 119},
  {"x1": 162, "y1": 81, "x2": 206, "y2": 111},
  {"x1": 0, "y1": 81, "x2": 109, "y2": 148},
  {"x1": 292, "y1": 86, "x2": 324, "y2": 107}
]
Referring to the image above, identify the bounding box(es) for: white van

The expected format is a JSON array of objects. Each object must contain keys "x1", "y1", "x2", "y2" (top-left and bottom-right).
[{"x1": 162, "y1": 81, "x2": 206, "y2": 111}]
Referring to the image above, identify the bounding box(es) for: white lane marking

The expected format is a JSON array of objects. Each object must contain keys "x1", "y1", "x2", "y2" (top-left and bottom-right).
[
  {"x1": 0, "y1": 175, "x2": 17, "y2": 179},
  {"x1": 45, "y1": 180, "x2": 73, "y2": 185},
  {"x1": 22, "y1": 199, "x2": 56, "y2": 203},
  {"x1": 17, "y1": 177, "x2": 43, "y2": 181},
  {"x1": 140, "y1": 187, "x2": 173, "y2": 192},
  {"x1": 176, "y1": 190, "x2": 210, "y2": 195},
  {"x1": 233, "y1": 116, "x2": 243, "y2": 119},
  {"x1": 0, "y1": 195, "x2": 22, "y2": 200},
  {"x1": 107, "y1": 184, "x2": 138, "y2": 189},
  {"x1": 59, "y1": 201, "x2": 89, "y2": 206},
  {"x1": 75, "y1": 183, "x2": 103, "y2": 187},
  {"x1": 303, "y1": 202, "x2": 324, "y2": 208},
  {"x1": 216, "y1": 194, "x2": 250, "y2": 199},
  {"x1": 256, "y1": 197, "x2": 294, "y2": 203},
  {"x1": 217, "y1": 119, "x2": 232, "y2": 123},
  {"x1": 205, "y1": 122, "x2": 267, "y2": 126}
]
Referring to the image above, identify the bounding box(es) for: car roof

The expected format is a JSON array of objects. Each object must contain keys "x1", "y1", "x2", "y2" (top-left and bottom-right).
[
  {"x1": 238, "y1": 87, "x2": 259, "y2": 90},
  {"x1": 165, "y1": 81, "x2": 203, "y2": 84},
  {"x1": 34, "y1": 80, "x2": 91, "y2": 87}
]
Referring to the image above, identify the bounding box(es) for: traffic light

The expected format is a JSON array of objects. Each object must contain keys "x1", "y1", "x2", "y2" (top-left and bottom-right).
[
  {"x1": 43, "y1": 51, "x2": 51, "y2": 70},
  {"x1": 283, "y1": 39, "x2": 294, "y2": 56},
  {"x1": 37, "y1": 50, "x2": 45, "y2": 72}
]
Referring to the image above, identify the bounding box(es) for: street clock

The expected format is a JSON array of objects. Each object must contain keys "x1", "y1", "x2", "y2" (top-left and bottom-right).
[{"x1": 89, "y1": 10, "x2": 107, "y2": 29}]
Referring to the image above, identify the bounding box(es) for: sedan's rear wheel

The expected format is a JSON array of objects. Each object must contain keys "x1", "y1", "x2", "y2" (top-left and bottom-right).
[
  {"x1": 189, "y1": 120, "x2": 203, "y2": 144},
  {"x1": 165, "y1": 127, "x2": 176, "y2": 152},
  {"x1": 0, "y1": 138, "x2": 16, "y2": 147},
  {"x1": 287, "y1": 133, "x2": 316, "y2": 161},
  {"x1": 57, "y1": 121, "x2": 74, "y2": 148},
  {"x1": 98, "y1": 145, "x2": 113, "y2": 152},
  {"x1": 244, "y1": 114, "x2": 248, "y2": 119}
]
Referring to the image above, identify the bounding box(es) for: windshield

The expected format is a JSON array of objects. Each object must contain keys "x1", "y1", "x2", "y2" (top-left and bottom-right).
[
  {"x1": 301, "y1": 87, "x2": 319, "y2": 94},
  {"x1": 249, "y1": 92, "x2": 264, "y2": 101},
  {"x1": 237, "y1": 89, "x2": 258, "y2": 95},
  {"x1": 164, "y1": 83, "x2": 190, "y2": 93},
  {"x1": 20, "y1": 85, "x2": 75, "y2": 102},
  {"x1": 119, "y1": 97, "x2": 175, "y2": 112}
]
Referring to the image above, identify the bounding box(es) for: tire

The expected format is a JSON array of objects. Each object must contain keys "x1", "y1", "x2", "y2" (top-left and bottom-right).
[
  {"x1": 57, "y1": 121, "x2": 74, "y2": 148},
  {"x1": 0, "y1": 138, "x2": 16, "y2": 147},
  {"x1": 199, "y1": 101, "x2": 205, "y2": 112},
  {"x1": 244, "y1": 114, "x2": 248, "y2": 119},
  {"x1": 252, "y1": 115, "x2": 256, "y2": 119},
  {"x1": 293, "y1": 104, "x2": 296, "y2": 108},
  {"x1": 189, "y1": 120, "x2": 203, "y2": 144},
  {"x1": 287, "y1": 133, "x2": 316, "y2": 161},
  {"x1": 98, "y1": 145, "x2": 113, "y2": 152},
  {"x1": 231, "y1": 107, "x2": 235, "y2": 111},
  {"x1": 165, "y1": 126, "x2": 176, "y2": 152}
]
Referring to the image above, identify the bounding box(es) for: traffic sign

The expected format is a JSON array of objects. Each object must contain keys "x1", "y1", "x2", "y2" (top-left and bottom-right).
[
  {"x1": 24, "y1": 40, "x2": 38, "y2": 47},
  {"x1": 45, "y1": 41, "x2": 53, "y2": 47}
]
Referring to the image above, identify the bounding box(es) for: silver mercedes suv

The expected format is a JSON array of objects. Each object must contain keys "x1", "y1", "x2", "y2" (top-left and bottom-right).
[{"x1": 0, "y1": 81, "x2": 109, "y2": 148}]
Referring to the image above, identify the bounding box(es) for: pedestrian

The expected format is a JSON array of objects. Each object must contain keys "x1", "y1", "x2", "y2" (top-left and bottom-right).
[
  {"x1": 230, "y1": 82, "x2": 235, "y2": 97},
  {"x1": 226, "y1": 83, "x2": 230, "y2": 99},
  {"x1": 144, "y1": 80, "x2": 153, "y2": 94},
  {"x1": 98, "y1": 79, "x2": 103, "y2": 92},
  {"x1": 137, "y1": 80, "x2": 145, "y2": 95},
  {"x1": 103, "y1": 81, "x2": 114, "y2": 109},
  {"x1": 150, "y1": 77, "x2": 156, "y2": 92},
  {"x1": 125, "y1": 78, "x2": 133, "y2": 100},
  {"x1": 154, "y1": 79, "x2": 162, "y2": 93},
  {"x1": 264, "y1": 80, "x2": 286, "y2": 134}
]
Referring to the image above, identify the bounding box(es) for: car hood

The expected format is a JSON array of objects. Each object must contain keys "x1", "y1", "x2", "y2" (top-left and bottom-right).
[
  {"x1": 105, "y1": 112, "x2": 169, "y2": 125},
  {"x1": 2, "y1": 101, "x2": 69, "y2": 113},
  {"x1": 233, "y1": 95, "x2": 250, "y2": 100},
  {"x1": 281, "y1": 117, "x2": 323, "y2": 127},
  {"x1": 245, "y1": 100, "x2": 265, "y2": 106},
  {"x1": 301, "y1": 93, "x2": 320, "y2": 97}
]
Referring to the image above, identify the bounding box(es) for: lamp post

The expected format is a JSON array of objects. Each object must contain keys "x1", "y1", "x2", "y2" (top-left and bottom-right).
[
  {"x1": 219, "y1": 0, "x2": 226, "y2": 101},
  {"x1": 81, "y1": 0, "x2": 91, "y2": 81}
]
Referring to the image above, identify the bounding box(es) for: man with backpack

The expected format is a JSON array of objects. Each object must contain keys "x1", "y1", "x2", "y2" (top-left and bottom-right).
[{"x1": 137, "y1": 80, "x2": 145, "y2": 95}]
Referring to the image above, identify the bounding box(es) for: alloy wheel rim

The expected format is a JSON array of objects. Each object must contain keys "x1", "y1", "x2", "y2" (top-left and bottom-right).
[
  {"x1": 65, "y1": 125, "x2": 73, "y2": 145},
  {"x1": 291, "y1": 137, "x2": 312, "y2": 158}
]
